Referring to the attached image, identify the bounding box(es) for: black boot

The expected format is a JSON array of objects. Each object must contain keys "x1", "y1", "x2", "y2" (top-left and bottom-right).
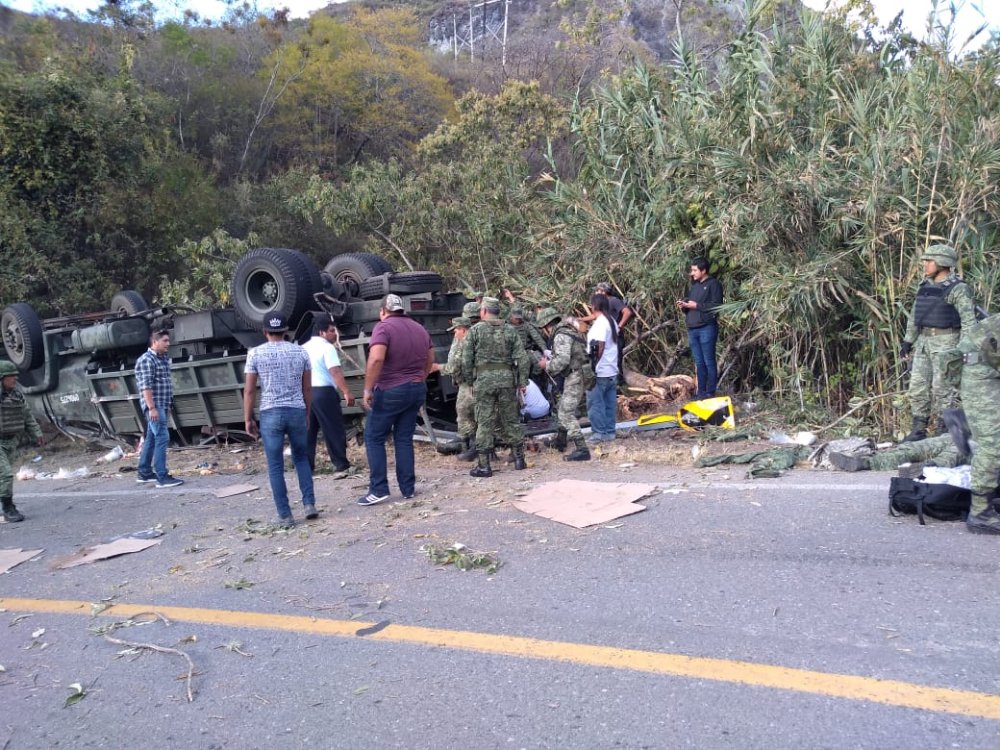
[
  {"x1": 563, "y1": 436, "x2": 591, "y2": 462},
  {"x1": 470, "y1": 450, "x2": 493, "y2": 478},
  {"x1": 902, "y1": 416, "x2": 928, "y2": 443},
  {"x1": 828, "y1": 451, "x2": 870, "y2": 472},
  {"x1": 553, "y1": 429, "x2": 568, "y2": 452},
  {"x1": 943, "y1": 408, "x2": 972, "y2": 458},
  {"x1": 966, "y1": 496, "x2": 1000, "y2": 535},
  {"x1": 457, "y1": 436, "x2": 477, "y2": 462},
  {"x1": 513, "y1": 444, "x2": 527, "y2": 470},
  {"x1": 2, "y1": 497, "x2": 24, "y2": 523}
]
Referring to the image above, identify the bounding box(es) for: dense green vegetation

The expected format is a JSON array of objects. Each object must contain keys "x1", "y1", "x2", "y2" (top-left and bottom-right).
[{"x1": 1, "y1": 0, "x2": 998, "y2": 431}]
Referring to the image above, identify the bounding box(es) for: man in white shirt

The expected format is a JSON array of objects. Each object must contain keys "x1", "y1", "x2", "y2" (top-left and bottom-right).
[
  {"x1": 519, "y1": 378, "x2": 550, "y2": 420},
  {"x1": 302, "y1": 315, "x2": 356, "y2": 476},
  {"x1": 586, "y1": 294, "x2": 619, "y2": 443}
]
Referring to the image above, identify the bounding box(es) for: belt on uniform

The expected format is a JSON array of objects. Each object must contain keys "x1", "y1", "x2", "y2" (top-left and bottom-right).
[
  {"x1": 476, "y1": 363, "x2": 511, "y2": 372},
  {"x1": 919, "y1": 327, "x2": 960, "y2": 336}
]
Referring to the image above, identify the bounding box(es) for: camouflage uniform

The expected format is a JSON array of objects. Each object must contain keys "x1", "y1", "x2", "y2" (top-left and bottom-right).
[
  {"x1": 0, "y1": 369, "x2": 43, "y2": 522},
  {"x1": 902, "y1": 257, "x2": 976, "y2": 438},
  {"x1": 546, "y1": 321, "x2": 589, "y2": 441},
  {"x1": 958, "y1": 315, "x2": 1000, "y2": 524},
  {"x1": 441, "y1": 317, "x2": 476, "y2": 460},
  {"x1": 867, "y1": 434, "x2": 962, "y2": 471},
  {"x1": 462, "y1": 314, "x2": 529, "y2": 475}
]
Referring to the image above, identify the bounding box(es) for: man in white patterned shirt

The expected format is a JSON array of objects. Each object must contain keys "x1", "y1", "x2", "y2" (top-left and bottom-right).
[{"x1": 243, "y1": 314, "x2": 316, "y2": 527}]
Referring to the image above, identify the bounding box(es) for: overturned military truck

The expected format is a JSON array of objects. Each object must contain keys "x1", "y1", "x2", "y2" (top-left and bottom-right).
[{"x1": 0, "y1": 249, "x2": 465, "y2": 443}]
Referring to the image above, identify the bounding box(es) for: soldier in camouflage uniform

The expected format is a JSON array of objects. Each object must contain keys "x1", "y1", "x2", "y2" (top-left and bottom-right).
[
  {"x1": 900, "y1": 245, "x2": 976, "y2": 441},
  {"x1": 441, "y1": 316, "x2": 477, "y2": 462},
  {"x1": 537, "y1": 309, "x2": 593, "y2": 462},
  {"x1": 956, "y1": 314, "x2": 1000, "y2": 534},
  {"x1": 462, "y1": 297, "x2": 530, "y2": 477},
  {"x1": 0, "y1": 360, "x2": 44, "y2": 522},
  {"x1": 828, "y1": 434, "x2": 965, "y2": 472}
]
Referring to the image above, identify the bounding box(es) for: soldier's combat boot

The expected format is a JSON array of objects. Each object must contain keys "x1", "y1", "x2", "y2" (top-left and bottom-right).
[
  {"x1": 902, "y1": 416, "x2": 928, "y2": 443},
  {"x1": 828, "y1": 451, "x2": 870, "y2": 472},
  {"x1": 513, "y1": 444, "x2": 527, "y2": 471},
  {"x1": 966, "y1": 496, "x2": 1000, "y2": 535},
  {"x1": 470, "y1": 451, "x2": 493, "y2": 478},
  {"x1": 457, "y1": 436, "x2": 477, "y2": 462},
  {"x1": 2, "y1": 496, "x2": 24, "y2": 523},
  {"x1": 943, "y1": 408, "x2": 972, "y2": 459},
  {"x1": 563, "y1": 436, "x2": 591, "y2": 462},
  {"x1": 553, "y1": 429, "x2": 568, "y2": 452}
]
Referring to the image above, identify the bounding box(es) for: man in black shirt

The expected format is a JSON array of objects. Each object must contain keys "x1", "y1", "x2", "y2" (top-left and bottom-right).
[{"x1": 676, "y1": 257, "x2": 723, "y2": 398}]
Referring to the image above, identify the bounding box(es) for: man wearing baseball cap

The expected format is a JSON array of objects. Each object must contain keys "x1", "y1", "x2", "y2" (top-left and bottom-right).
[
  {"x1": 243, "y1": 313, "x2": 316, "y2": 527},
  {"x1": 358, "y1": 294, "x2": 434, "y2": 505}
]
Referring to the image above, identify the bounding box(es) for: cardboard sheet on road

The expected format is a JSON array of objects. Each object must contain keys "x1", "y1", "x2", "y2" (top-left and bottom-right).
[
  {"x1": 50, "y1": 538, "x2": 161, "y2": 570},
  {"x1": 213, "y1": 483, "x2": 259, "y2": 498},
  {"x1": 514, "y1": 479, "x2": 655, "y2": 528},
  {"x1": 0, "y1": 548, "x2": 43, "y2": 575}
]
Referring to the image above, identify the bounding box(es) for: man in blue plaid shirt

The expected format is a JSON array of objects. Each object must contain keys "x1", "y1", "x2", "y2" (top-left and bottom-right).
[{"x1": 135, "y1": 330, "x2": 183, "y2": 488}]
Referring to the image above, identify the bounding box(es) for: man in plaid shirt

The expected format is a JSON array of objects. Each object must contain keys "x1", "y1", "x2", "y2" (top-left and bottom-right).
[{"x1": 135, "y1": 329, "x2": 183, "y2": 488}]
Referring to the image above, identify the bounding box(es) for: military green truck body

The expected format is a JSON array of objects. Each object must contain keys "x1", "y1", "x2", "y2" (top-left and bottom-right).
[{"x1": 0, "y1": 250, "x2": 465, "y2": 442}]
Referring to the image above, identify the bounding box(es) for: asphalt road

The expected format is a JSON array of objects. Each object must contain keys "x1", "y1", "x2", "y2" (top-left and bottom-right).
[{"x1": 1, "y1": 442, "x2": 998, "y2": 749}]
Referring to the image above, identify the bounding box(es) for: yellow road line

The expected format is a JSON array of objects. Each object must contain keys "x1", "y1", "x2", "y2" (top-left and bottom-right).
[{"x1": 4, "y1": 597, "x2": 999, "y2": 720}]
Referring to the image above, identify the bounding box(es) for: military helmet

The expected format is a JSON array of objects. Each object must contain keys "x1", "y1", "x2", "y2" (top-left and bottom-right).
[
  {"x1": 535, "y1": 307, "x2": 562, "y2": 329},
  {"x1": 0, "y1": 360, "x2": 18, "y2": 377},
  {"x1": 923, "y1": 244, "x2": 958, "y2": 268}
]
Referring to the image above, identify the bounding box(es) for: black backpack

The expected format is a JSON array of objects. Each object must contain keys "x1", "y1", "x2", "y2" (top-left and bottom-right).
[{"x1": 888, "y1": 477, "x2": 970, "y2": 525}]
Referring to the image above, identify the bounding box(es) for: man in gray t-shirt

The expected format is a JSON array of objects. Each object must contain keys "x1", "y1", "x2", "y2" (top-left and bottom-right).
[{"x1": 244, "y1": 314, "x2": 316, "y2": 527}]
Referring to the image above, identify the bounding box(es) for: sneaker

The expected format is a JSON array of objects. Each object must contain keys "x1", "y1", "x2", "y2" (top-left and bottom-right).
[
  {"x1": 304, "y1": 504, "x2": 319, "y2": 520},
  {"x1": 357, "y1": 493, "x2": 390, "y2": 507},
  {"x1": 273, "y1": 515, "x2": 296, "y2": 529},
  {"x1": 155, "y1": 476, "x2": 185, "y2": 488},
  {"x1": 136, "y1": 474, "x2": 156, "y2": 484},
  {"x1": 402, "y1": 490, "x2": 416, "y2": 500}
]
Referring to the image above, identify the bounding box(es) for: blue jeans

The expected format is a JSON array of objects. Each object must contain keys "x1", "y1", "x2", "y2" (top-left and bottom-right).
[
  {"x1": 259, "y1": 407, "x2": 315, "y2": 519},
  {"x1": 688, "y1": 322, "x2": 719, "y2": 398},
  {"x1": 138, "y1": 412, "x2": 169, "y2": 481},
  {"x1": 586, "y1": 376, "x2": 618, "y2": 438},
  {"x1": 364, "y1": 382, "x2": 426, "y2": 497}
]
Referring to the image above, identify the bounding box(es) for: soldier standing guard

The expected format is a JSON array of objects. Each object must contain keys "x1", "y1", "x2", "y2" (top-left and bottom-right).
[
  {"x1": 899, "y1": 244, "x2": 976, "y2": 441},
  {"x1": 0, "y1": 360, "x2": 44, "y2": 522},
  {"x1": 440, "y1": 316, "x2": 477, "y2": 461},
  {"x1": 462, "y1": 297, "x2": 530, "y2": 478},
  {"x1": 537, "y1": 309, "x2": 593, "y2": 462}
]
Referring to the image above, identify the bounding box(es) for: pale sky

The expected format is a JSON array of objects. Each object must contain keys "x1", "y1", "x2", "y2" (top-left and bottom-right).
[{"x1": 3, "y1": 0, "x2": 998, "y2": 50}]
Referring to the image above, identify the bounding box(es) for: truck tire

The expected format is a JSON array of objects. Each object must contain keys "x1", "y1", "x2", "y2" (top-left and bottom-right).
[
  {"x1": 319, "y1": 271, "x2": 349, "y2": 302},
  {"x1": 324, "y1": 253, "x2": 394, "y2": 299},
  {"x1": 359, "y1": 271, "x2": 444, "y2": 300},
  {"x1": 110, "y1": 290, "x2": 149, "y2": 316},
  {"x1": 232, "y1": 248, "x2": 322, "y2": 330},
  {"x1": 1, "y1": 302, "x2": 45, "y2": 371}
]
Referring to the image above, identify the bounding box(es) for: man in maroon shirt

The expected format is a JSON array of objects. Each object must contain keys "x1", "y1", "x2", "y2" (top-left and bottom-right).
[{"x1": 358, "y1": 294, "x2": 434, "y2": 506}]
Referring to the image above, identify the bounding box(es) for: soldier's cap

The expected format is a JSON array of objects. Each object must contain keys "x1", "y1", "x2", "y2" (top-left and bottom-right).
[
  {"x1": 481, "y1": 296, "x2": 501, "y2": 314},
  {"x1": 509, "y1": 305, "x2": 524, "y2": 319},
  {"x1": 462, "y1": 301, "x2": 481, "y2": 318},
  {"x1": 0, "y1": 360, "x2": 18, "y2": 377},
  {"x1": 263, "y1": 314, "x2": 288, "y2": 333},
  {"x1": 922, "y1": 244, "x2": 958, "y2": 268},
  {"x1": 448, "y1": 316, "x2": 472, "y2": 331},
  {"x1": 383, "y1": 293, "x2": 404, "y2": 312},
  {"x1": 595, "y1": 281, "x2": 614, "y2": 293},
  {"x1": 535, "y1": 307, "x2": 562, "y2": 329}
]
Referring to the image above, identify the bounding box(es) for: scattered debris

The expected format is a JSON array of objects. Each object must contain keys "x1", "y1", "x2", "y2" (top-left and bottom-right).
[
  {"x1": 421, "y1": 542, "x2": 502, "y2": 574},
  {"x1": 15, "y1": 466, "x2": 91, "y2": 481},
  {"x1": 214, "y1": 483, "x2": 258, "y2": 498},
  {"x1": 513, "y1": 479, "x2": 655, "y2": 528},
  {"x1": 0, "y1": 548, "x2": 43, "y2": 575},
  {"x1": 224, "y1": 577, "x2": 255, "y2": 590},
  {"x1": 64, "y1": 682, "x2": 87, "y2": 708},
  {"x1": 216, "y1": 640, "x2": 253, "y2": 657},
  {"x1": 50, "y1": 538, "x2": 162, "y2": 570},
  {"x1": 93, "y1": 611, "x2": 196, "y2": 702},
  {"x1": 95, "y1": 445, "x2": 125, "y2": 464}
]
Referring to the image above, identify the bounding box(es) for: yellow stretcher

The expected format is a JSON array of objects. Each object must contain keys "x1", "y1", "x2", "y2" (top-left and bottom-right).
[{"x1": 635, "y1": 396, "x2": 736, "y2": 432}]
